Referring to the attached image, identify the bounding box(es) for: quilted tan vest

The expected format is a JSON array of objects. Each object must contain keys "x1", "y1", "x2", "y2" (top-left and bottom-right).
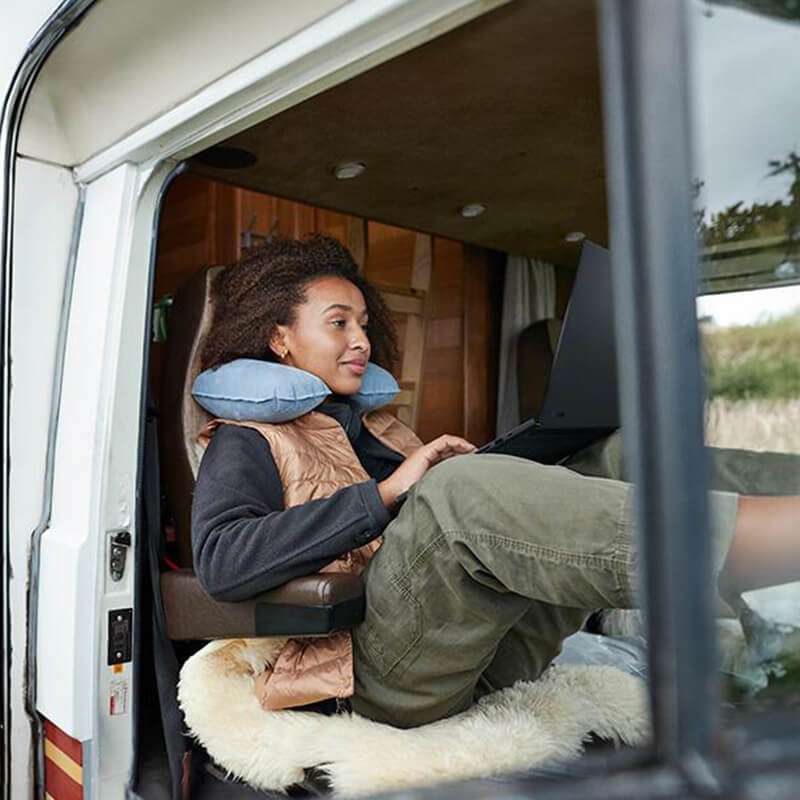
[{"x1": 200, "y1": 408, "x2": 422, "y2": 710}]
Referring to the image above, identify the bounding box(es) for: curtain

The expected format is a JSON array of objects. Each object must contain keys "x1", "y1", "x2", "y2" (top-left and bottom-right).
[{"x1": 496, "y1": 254, "x2": 557, "y2": 435}]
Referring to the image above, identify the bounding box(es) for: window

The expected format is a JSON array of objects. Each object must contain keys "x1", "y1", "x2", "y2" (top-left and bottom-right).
[
  {"x1": 693, "y1": 0, "x2": 800, "y2": 726},
  {"x1": 512, "y1": 2, "x2": 800, "y2": 798}
]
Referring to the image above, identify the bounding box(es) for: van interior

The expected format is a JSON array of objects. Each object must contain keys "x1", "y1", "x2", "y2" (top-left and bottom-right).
[
  {"x1": 134, "y1": 4, "x2": 605, "y2": 796},
  {"x1": 132, "y1": 0, "x2": 800, "y2": 794},
  {"x1": 134, "y1": 0, "x2": 771, "y2": 796}
]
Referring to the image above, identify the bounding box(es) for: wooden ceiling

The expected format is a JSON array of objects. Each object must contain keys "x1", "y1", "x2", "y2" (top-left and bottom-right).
[{"x1": 190, "y1": 0, "x2": 607, "y2": 266}]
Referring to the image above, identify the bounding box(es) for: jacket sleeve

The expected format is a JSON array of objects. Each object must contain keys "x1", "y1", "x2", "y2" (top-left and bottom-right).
[{"x1": 191, "y1": 424, "x2": 392, "y2": 602}]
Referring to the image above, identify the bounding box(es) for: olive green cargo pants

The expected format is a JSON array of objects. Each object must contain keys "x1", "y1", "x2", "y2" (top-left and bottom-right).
[{"x1": 352, "y1": 431, "x2": 800, "y2": 728}]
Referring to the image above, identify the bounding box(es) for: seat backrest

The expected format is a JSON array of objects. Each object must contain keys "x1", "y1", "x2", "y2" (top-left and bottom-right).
[
  {"x1": 159, "y1": 265, "x2": 223, "y2": 567},
  {"x1": 516, "y1": 317, "x2": 562, "y2": 424}
]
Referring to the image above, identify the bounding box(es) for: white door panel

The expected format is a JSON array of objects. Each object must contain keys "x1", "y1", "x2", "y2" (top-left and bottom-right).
[
  {"x1": 37, "y1": 163, "x2": 138, "y2": 745},
  {"x1": 8, "y1": 156, "x2": 78, "y2": 800}
]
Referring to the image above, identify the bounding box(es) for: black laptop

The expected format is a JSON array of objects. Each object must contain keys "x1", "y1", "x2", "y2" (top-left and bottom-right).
[{"x1": 475, "y1": 240, "x2": 619, "y2": 464}]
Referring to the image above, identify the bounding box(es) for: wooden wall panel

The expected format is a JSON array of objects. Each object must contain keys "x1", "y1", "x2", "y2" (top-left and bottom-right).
[
  {"x1": 151, "y1": 175, "x2": 221, "y2": 400},
  {"x1": 209, "y1": 182, "x2": 240, "y2": 267},
  {"x1": 153, "y1": 175, "x2": 213, "y2": 299},
  {"x1": 364, "y1": 225, "x2": 428, "y2": 427},
  {"x1": 417, "y1": 238, "x2": 465, "y2": 442},
  {"x1": 366, "y1": 223, "x2": 415, "y2": 288},
  {"x1": 463, "y1": 245, "x2": 505, "y2": 446},
  {"x1": 238, "y1": 192, "x2": 355, "y2": 254}
]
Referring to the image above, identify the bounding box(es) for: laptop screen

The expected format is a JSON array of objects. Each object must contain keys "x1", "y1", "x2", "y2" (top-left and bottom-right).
[{"x1": 536, "y1": 241, "x2": 620, "y2": 430}]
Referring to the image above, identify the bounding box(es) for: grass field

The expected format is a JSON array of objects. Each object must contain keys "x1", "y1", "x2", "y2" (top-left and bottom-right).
[
  {"x1": 702, "y1": 309, "x2": 800, "y2": 400},
  {"x1": 702, "y1": 310, "x2": 800, "y2": 454}
]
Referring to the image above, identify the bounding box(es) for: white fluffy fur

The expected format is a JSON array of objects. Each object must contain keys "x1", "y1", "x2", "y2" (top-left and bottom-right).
[{"x1": 178, "y1": 638, "x2": 650, "y2": 797}]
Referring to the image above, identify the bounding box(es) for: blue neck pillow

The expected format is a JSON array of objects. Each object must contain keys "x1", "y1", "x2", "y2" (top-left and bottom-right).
[{"x1": 191, "y1": 359, "x2": 399, "y2": 423}]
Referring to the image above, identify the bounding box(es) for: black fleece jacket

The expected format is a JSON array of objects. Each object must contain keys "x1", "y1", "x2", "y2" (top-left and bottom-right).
[{"x1": 191, "y1": 401, "x2": 404, "y2": 601}]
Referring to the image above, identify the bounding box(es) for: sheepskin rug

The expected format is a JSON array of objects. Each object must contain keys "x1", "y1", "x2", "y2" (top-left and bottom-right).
[{"x1": 178, "y1": 638, "x2": 650, "y2": 797}]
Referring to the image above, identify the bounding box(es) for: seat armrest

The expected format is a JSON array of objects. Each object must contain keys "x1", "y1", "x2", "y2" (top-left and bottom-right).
[{"x1": 161, "y1": 569, "x2": 365, "y2": 640}]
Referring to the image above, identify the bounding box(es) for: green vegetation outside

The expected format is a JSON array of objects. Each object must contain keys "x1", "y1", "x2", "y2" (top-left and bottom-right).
[{"x1": 702, "y1": 310, "x2": 800, "y2": 401}]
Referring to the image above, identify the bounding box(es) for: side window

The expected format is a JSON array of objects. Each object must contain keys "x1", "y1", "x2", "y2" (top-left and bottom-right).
[{"x1": 692, "y1": 0, "x2": 800, "y2": 719}]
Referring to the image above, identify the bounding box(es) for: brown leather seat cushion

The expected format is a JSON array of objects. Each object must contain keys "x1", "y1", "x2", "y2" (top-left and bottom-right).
[
  {"x1": 160, "y1": 266, "x2": 222, "y2": 567},
  {"x1": 161, "y1": 570, "x2": 365, "y2": 640}
]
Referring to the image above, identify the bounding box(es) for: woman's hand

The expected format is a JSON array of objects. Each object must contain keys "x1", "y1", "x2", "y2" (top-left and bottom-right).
[{"x1": 378, "y1": 434, "x2": 477, "y2": 509}]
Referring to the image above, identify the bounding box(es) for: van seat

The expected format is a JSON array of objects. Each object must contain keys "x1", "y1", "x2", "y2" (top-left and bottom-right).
[{"x1": 160, "y1": 266, "x2": 221, "y2": 567}]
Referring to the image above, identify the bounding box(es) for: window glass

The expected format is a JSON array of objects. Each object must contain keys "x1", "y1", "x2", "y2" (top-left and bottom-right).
[{"x1": 692, "y1": 0, "x2": 800, "y2": 717}]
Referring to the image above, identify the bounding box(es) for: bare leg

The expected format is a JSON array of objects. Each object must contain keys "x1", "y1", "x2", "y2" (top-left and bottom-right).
[{"x1": 720, "y1": 495, "x2": 800, "y2": 596}]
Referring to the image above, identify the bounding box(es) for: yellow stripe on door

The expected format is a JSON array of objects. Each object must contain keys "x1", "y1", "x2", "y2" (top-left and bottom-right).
[{"x1": 44, "y1": 738, "x2": 83, "y2": 785}]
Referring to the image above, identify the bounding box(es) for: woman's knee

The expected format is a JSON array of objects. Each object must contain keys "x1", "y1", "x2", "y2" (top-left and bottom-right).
[
  {"x1": 413, "y1": 453, "x2": 557, "y2": 514},
  {"x1": 415, "y1": 454, "x2": 487, "y2": 502}
]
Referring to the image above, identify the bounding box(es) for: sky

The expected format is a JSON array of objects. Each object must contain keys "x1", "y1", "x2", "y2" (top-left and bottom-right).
[
  {"x1": 697, "y1": 283, "x2": 800, "y2": 326},
  {"x1": 691, "y1": 1, "x2": 800, "y2": 215},
  {"x1": 691, "y1": 1, "x2": 800, "y2": 327}
]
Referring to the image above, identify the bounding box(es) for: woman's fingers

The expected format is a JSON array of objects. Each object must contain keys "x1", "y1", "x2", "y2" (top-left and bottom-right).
[
  {"x1": 430, "y1": 434, "x2": 475, "y2": 449},
  {"x1": 425, "y1": 434, "x2": 477, "y2": 464},
  {"x1": 380, "y1": 435, "x2": 479, "y2": 507}
]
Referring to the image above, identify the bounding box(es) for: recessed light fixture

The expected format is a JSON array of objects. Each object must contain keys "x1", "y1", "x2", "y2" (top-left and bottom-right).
[
  {"x1": 334, "y1": 161, "x2": 366, "y2": 180},
  {"x1": 564, "y1": 231, "x2": 586, "y2": 243},
  {"x1": 459, "y1": 203, "x2": 487, "y2": 218}
]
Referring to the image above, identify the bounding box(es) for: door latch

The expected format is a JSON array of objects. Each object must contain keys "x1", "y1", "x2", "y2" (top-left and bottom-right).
[{"x1": 109, "y1": 530, "x2": 131, "y2": 581}]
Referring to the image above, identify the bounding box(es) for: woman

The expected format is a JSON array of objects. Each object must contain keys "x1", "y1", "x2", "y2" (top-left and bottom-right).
[{"x1": 192, "y1": 235, "x2": 800, "y2": 729}]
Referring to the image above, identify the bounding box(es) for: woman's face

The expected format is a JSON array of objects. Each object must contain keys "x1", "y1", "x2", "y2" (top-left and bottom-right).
[{"x1": 272, "y1": 276, "x2": 372, "y2": 395}]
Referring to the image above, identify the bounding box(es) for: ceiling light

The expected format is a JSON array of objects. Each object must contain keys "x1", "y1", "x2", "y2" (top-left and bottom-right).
[
  {"x1": 564, "y1": 231, "x2": 586, "y2": 243},
  {"x1": 459, "y1": 203, "x2": 487, "y2": 218},
  {"x1": 334, "y1": 161, "x2": 366, "y2": 180}
]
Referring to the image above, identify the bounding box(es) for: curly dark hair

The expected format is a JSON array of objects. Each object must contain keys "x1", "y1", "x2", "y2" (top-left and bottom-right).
[{"x1": 200, "y1": 235, "x2": 399, "y2": 372}]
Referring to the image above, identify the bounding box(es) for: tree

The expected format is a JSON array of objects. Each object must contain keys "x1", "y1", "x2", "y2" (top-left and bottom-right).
[
  {"x1": 697, "y1": 149, "x2": 800, "y2": 247},
  {"x1": 767, "y1": 150, "x2": 800, "y2": 244}
]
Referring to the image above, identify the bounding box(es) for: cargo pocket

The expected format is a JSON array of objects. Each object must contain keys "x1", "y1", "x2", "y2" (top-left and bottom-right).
[{"x1": 355, "y1": 570, "x2": 423, "y2": 679}]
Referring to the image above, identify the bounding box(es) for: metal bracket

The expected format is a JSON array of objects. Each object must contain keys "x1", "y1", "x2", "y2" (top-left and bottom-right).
[
  {"x1": 241, "y1": 217, "x2": 279, "y2": 250},
  {"x1": 109, "y1": 530, "x2": 131, "y2": 581}
]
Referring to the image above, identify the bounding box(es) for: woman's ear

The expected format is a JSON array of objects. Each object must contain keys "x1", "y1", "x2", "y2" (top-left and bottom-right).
[{"x1": 268, "y1": 328, "x2": 288, "y2": 361}]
